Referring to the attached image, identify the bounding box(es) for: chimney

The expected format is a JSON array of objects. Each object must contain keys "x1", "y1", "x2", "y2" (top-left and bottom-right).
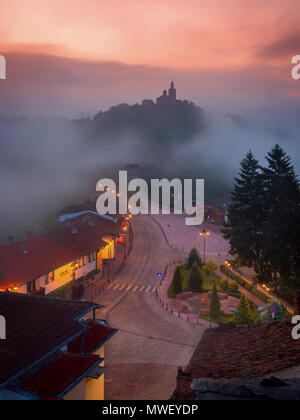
[
  {"x1": 20, "y1": 242, "x2": 28, "y2": 254},
  {"x1": 72, "y1": 227, "x2": 78, "y2": 235},
  {"x1": 294, "y1": 291, "x2": 300, "y2": 315}
]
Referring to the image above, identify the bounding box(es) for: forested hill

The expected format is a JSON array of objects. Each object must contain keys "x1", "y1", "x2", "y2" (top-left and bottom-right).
[{"x1": 73, "y1": 100, "x2": 206, "y2": 143}]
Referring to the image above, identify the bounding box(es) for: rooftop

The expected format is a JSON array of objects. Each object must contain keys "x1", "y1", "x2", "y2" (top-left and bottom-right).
[
  {"x1": 186, "y1": 321, "x2": 300, "y2": 380},
  {"x1": 23, "y1": 354, "x2": 101, "y2": 399},
  {"x1": 68, "y1": 320, "x2": 118, "y2": 354},
  {"x1": 0, "y1": 292, "x2": 101, "y2": 386},
  {"x1": 0, "y1": 222, "x2": 107, "y2": 290}
]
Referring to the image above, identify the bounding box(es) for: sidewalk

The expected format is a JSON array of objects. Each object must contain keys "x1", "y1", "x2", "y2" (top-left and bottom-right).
[{"x1": 84, "y1": 234, "x2": 132, "y2": 301}]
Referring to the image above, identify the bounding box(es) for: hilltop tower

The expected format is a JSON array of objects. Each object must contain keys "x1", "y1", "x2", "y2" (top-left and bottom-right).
[
  {"x1": 168, "y1": 81, "x2": 177, "y2": 105},
  {"x1": 156, "y1": 82, "x2": 177, "y2": 107}
]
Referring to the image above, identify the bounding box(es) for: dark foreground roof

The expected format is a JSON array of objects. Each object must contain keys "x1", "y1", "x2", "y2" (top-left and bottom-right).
[
  {"x1": 0, "y1": 292, "x2": 101, "y2": 386},
  {"x1": 192, "y1": 377, "x2": 300, "y2": 400},
  {"x1": 68, "y1": 320, "x2": 118, "y2": 354},
  {"x1": 23, "y1": 354, "x2": 101, "y2": 399},
  {"x1": 186, "y1": 321, "x2": 300, "y2": 380}
]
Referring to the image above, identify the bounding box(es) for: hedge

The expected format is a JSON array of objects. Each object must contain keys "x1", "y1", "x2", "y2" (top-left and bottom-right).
[{"x1": 220, "y1": 265, "x2": 270, "y2": 304}]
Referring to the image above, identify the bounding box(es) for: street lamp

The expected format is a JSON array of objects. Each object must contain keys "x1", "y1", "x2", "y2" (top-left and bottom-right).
[
  {"x1": 224, "y1": 260, "x2": 231, "y2": 281},
  {"x1": 199, "y1": 229, "x2": 210, "y2": 264},
  {"x1": 230, "y1": 306, "x2": 265, "y2": 324}
]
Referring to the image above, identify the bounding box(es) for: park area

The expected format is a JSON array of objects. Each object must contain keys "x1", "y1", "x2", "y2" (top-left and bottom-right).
[{"x1": 167, "y1": 248, "x2": 261, "y2": 325}]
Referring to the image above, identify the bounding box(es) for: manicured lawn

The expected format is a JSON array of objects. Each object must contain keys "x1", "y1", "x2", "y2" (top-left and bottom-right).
[{"x1": 198, "y1": 312, "x2": 235, "y2": 324}]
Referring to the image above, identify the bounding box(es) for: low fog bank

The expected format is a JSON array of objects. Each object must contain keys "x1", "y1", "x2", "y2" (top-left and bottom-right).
[{"x1": 0, "y1": 110, "x2": 299, "y2": 243}]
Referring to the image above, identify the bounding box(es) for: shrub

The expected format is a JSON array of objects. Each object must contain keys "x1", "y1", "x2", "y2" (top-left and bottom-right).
[
  {"x1": 188, "y1": 248, "x2": 203, "y2": 269},
  {"x1": 203, "y1": 259, "x2": 218, "y2": 277},
  {"x1": 173, "y1": 267, "x2": 183, "y2": 295},
  {"x1": 229, "y1": 281, "x2": 239, "y2": 292},
  {"x1": 187, "y1": 263, "x2": 203, "y2": 291},
  {"x1": 219, "y1": 278, "x2": 229, "y2": 290}
]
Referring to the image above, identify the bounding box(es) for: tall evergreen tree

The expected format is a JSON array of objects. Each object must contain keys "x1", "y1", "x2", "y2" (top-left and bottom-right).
[
  {"x1": 187, "y1": 263, "x2": 203, "y2": 291},
  {"x1": 261, "y1": 145, "x2": 300, "y2": 288},
  {"x1": 187, "y1": 247, "x2": 203, "y2": 269},
  {"x1": 173, "y1": 266, "x2": 183, "y2": 295},
  {"x1": 222, "y1": 151, "x2": 265, "y2": 274},
  {"x1": 209, "y1": 282, "x2": 221, "y2": 322}
]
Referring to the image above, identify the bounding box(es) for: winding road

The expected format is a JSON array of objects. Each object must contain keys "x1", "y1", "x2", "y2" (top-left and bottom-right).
[{"x1": 94, "y1": 215, "x2": 206, "y2": 400}]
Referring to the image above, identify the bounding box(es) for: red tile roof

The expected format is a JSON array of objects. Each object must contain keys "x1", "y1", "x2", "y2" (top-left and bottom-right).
[
  {"x1": 64, "y1": 213, "x2": 122, "y2": 237},
  {"x1": 0, "y1": 223, "x2": 107, "y2": 290},
  {"x1": 23, "y1": 354, "x2": 100, "y2": 399},
  {"x1": 68, "y1": 321, "x2": 117, "y2": 354},
  {"x1": 186, "y1": 321, "x2": 300, "y2": 380}
]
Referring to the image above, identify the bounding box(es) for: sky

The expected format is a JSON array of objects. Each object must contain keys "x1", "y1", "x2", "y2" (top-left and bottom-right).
[
  {"x1": 0, "y1": 0, "x2": 299, "y2": 240},
  {"x1": 0, "y1": 0, "x2": 300, "y2": 116}
]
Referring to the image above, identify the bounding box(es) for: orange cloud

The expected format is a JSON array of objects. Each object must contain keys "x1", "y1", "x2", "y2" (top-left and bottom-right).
[{"x1": 1, "y1": 0, "x2": 300, "y2": 70}]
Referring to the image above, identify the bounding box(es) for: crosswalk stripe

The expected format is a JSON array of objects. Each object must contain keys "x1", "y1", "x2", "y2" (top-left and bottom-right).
[
  {"x1": 113, "y1": 283, "x2": 120, "y2": 291},
  {"x1": 145, "y1": 286, "x2": 151, "y2": 292},
  {"x1": 152, "y1": 286, "x2": 157, "y2": 293},
  {"x1": 139, "y1": 285, "x2": 145, "y2": 292},
  {"x1": 119, "y1": 284, "x2": 127, "y2": 292},
  {"x1": 126, "y1": 285, "x2": 132, "y2": 292},
  {"x1": 133, "y1": 286, "x2": 138, "y2": 292},
  {"x1": 106, "y1": 283, "x2": 114, "y2": 290}
]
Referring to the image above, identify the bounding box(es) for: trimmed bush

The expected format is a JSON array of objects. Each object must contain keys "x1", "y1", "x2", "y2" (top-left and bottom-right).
[
  {"x1": 229, "y1": 281, "x2": 239, "y2": 292},
  {"x1": 219, "y1": 278, "x2": 229, "y2": 290},
  {"x1": 203, "y1": 259, "x2": 218, "y2": 277}
]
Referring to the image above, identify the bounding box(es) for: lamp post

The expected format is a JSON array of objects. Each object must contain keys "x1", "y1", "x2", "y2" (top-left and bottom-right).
[
  {"x1": 224, "y1": 260, "x2": 231, "y2": 281},
  {"x1": 199, "y1": 229, "x2": 210, "y2": 264}
]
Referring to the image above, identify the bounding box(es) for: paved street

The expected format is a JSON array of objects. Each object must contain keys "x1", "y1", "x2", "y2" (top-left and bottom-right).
[{"x1": 93, "y1": 215, "x2": 207, "y2": 400}]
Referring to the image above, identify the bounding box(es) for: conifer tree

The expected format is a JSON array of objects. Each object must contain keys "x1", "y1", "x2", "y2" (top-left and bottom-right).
[
  {"x1": 187, "y1": 263, "x2": 203, "y2": 291},
  {"x1": 261, "y1": 145, "x2": 300, "y2": 288},
  {"x1": 233, "y1": 293, "x2": 253, "y2": 325},
  {"x1": 261, "y1": 301, "x2": 286, "y2": 323},
  {"x1": 222, "y1": 151, "x2": 265, "y2": 273},
  {"x1": 187, "y1": 247, "x2": 203, "y2": 269},
  {"x1": 173, "y1": 266, "x2": 183, "y2": 295}
]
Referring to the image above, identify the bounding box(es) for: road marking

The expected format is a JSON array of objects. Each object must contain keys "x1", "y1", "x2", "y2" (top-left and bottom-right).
[{"x1": 105, "y1": 284, "x2": 158, "y2": 294}]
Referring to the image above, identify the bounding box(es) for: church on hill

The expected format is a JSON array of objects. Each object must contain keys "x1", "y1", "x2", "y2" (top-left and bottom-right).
[{"x1": 156, "y1": 81, "x2": 177, "y2": 107}]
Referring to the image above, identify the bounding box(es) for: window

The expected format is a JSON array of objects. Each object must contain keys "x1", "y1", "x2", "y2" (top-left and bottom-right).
[
  {"x1": 27, "y1": 279, "x2": 36, "y2": 294},
  {"x1": 45, "y1": 271, "x2": 54, "y2": 284}
]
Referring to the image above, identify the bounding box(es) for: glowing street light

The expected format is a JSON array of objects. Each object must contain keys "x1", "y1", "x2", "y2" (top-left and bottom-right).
[{"x1": 199, "y1": 229, "x2": 210, "y2": 263}]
